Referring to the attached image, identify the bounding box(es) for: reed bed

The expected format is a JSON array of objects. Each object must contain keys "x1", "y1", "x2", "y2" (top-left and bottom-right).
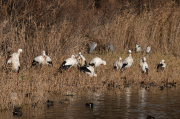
[{"x1": 0, "y1": 0, "x2": 180, "y2": 110}]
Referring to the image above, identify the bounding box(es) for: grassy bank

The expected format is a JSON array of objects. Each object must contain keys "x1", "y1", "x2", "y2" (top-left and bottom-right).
[{"x1": 0, "y1": 0, "x2": 180, "y2": 110}]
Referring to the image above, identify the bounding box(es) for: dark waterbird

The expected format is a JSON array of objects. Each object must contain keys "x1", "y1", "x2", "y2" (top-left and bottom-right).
[
  {"x1": 13, "y1": 107, "x2": 23, "y2": 116},
  {"x1": 145, "y1": 86, "x2": 150, "y2": 91},
  {"x1": 46, "y1": 100, "x2": 54, "y2": 106},
  {"x1": 147, "y1": 115, "x2": 155, "y2": 119},
  {"x1": 59, "y1": 98, "x2": 70, "y2": 104},
  {"x1": 85, "y1": 103, "x2": 93, "y2": 108},
  {"x1": 158, "y1": 86, "x2": 164, "y2": 90}
]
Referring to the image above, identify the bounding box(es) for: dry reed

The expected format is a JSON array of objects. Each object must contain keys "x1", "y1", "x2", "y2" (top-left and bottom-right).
[{"x1": 0, "y1": 0, "x2": 180, "y2": 110}]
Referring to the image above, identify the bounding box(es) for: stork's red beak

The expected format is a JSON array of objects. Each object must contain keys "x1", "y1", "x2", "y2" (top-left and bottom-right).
[{"x1": 9, "y1": 56, "x2": 12, "y2": 59}]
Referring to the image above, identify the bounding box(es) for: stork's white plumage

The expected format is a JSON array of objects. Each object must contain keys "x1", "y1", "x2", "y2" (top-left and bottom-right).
[
  {"x1": 146, "y1": 46, "x2": 151, "y2": 54},
  {"x1": 32, "y1": 51, "x2": 52, "y2": 66},
  {"x1": 139, "y1": 57, "x2": 144, "y2": 69},
  {"x1": 140, "y1": 57, "x2": 149, "y2": 78},
  {"x1": 121, "y1": 50, "x2": 133, "y2": 71},
  {"x1": 7, "y1": 49, "x2": 22, "y2": 73},
  {"x1": 89, "y1": 57, "x2": 106, "y2": 68},
  {"x1": 157, "y1": 59, "x2": 166, "y2": 72},
  {"x1": 59, "y1": 55, "x2": 78, "y2": 73},
  {"x1": 80, "y1": 65, "x2": 97, "y2": 77},
  {"x1": 136, "y1": 44, "x2": 141, "y2": 52},
  {"x1": 113, "y1": 57, "x2": 123, "y2": 70},
  {"x1": 46, "y1": 56, "x2": 53, "y2": 66},
  {"x1": 77, "y1": 52, "x2": 87, "y2": 66}
]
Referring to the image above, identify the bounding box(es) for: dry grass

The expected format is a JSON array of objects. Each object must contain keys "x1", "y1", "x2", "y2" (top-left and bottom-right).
[{"x1": 0, "y1": 0, "x2": 180, "y2": 110}]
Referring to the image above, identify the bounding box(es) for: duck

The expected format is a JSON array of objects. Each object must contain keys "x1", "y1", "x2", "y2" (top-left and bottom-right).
[
  {"x1": 113, "y1": 57, "x2": 123, "y2": 70},
  {"x1": 13, "y1": 107, "x2": 23, "y2": 116},
  {"x1": 80, "y1": 65, "x2": 97, "y2": 77},
  {"x1": 85, "y1": 103, "x2": 93, "y2": 107},
  {"x1": 7, "y1": 49, "x2": 22, "y2": 75},
  {"x1": 121, "y1": 50, "x2": 133, "y2": 71},
  {"x1": 157, "y1": 59, "x2": 166, "y2": 72},
  {"x1": 46, "y1": 100, "x2": 54, "y2": 106},
  {"x1": 158, "y1": 86, "x2": 164, "y2": 90},
  {"x1": 59, "y1": 98, "x2": 70, "y2": 104},
  {"x1": 59, "y1": 55, "x2": 78, "y2": 73},
  {"x1": 147, "y1": 115, "x2": 155, "y2": 119}
]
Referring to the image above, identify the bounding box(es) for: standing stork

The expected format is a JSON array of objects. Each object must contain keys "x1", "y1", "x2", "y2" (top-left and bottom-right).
[
  {"x1": 136, "y1": 44, "x2": 141, "y2": 52},
  {"x1": 107, "y1": 42, "x2": 114, "y2": 53},
  {"x1": 59, "y1": 55, "x2": 78, "y2": 73},
  {"x1": 121, "y1": 50, "x2": 133, "y2": 72},
  {"x1": 32, "y1": 51, "x2": 52, "y2": 67},
  {"x1": 7, "y1": 49, "x2": 23, "y2": 75},
  {"x1": 76, "y1": 52, "x2": 87, "y2": 67},
  {"x1": 89, "y1": 57, "x2": 106, "y2": 68},
  {"x1": 146, "y1": 46, "x2": 151, "y2": 54},
  {"x1": 80, "y1": 65, "x2": 97, "y2": 77},
  {"x1": 89, "y1": 42, "x2": 97, "y2": 53},
  {"x1": 113, "y1": 57, "x2": 123, "y2": 70},
  {"x1": 140, "y1": 57, "x2": 149, "y2": 78},
  {"x1": 157, "y1": 59, "x2": 166, "y2": 72}
]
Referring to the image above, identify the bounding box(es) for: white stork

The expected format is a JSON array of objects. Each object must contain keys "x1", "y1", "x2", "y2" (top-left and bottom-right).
[
  {"x1": 136, "y1": 44, "x2": 141, "y2": 52},
  {"x1": 121, "y1": 50, "x2": 133, "y2": 71},
  {"x1": 7, "y1": 49, "x2": 23, "y2": 74},
  {"x1": 146, "y1": 46, "x2": 151, "y2": 54},
  {"x1": 113, "y1": 57, "x2": 123, "y2": 70},
  {"x1": 80, "y1": 65, "x2": 97, "y2": 77},
  {"x1": 76, "y1": 52, "x2": 87, "y2": 67},
  {"x1": 32, "y1": 51, "x2": 52, "y2": 66},
  {"x1": 139, "y1": 57, "x2": 149, "y2": 78},
  {"x1": 89, "y1": 57, "x2": 106, "y2": 68},
  {"x1": 157, "y1": 59, "x2": 166, "y2": 72},
  {"x1": 139, "y1": 57, "x2": 144, "y2": 69},
  {"x1": 59, "y1": 55, "x2": 78, "y2": 73}
]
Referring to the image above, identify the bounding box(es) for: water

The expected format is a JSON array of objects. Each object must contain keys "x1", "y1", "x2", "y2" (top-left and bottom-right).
[{"x1": 1, "y1": 85, "x2": 180, "y2": 119}]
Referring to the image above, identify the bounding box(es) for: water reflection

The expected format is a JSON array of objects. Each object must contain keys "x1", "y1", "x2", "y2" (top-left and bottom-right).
[{"x1": 1, "y1": 85, "x2": 180, "y2": 119}]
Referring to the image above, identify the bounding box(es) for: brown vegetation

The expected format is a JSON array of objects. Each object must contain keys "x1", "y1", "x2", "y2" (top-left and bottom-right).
[{"x1": 0, "y1": 0, "x2": 180, "y2": 110}]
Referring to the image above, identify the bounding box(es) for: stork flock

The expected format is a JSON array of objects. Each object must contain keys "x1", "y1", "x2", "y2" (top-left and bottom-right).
[{"x1": 7, "y1": 43, "x2": 166, "y2": 78}]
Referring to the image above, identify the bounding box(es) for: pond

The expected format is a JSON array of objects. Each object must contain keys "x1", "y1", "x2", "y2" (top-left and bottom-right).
[{"x1": 1, "y1": 85, "x2": 180, "y2": 119}]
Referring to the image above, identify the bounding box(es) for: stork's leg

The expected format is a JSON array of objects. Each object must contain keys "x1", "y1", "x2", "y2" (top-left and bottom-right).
[
  {"x1": 16, "y1": 72, "x2": 18, "y2": 79},
  {"x1": 142, "y1": 74, "x2": 145, "y2": 78},
  {"x1": 67, "y1": 69, "x2": 69, "y2": 72}
]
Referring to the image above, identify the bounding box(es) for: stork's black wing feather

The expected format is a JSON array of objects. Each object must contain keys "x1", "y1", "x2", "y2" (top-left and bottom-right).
[
  {"x1": 121, "y1": 63, "x2": 128, "y2": 70},
  {"x1": 80, "y1": 66, "x2": 91, "y2": 73},
  {"x1": 89, "y1": 63, "x2": 95, "y2": 67},
  {"x1": 157, "y1": 63, "x2": 163, "y2": 72}
]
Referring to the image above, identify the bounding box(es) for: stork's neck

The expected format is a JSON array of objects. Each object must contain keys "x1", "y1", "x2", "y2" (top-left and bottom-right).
[{"x1": 17, "y1": 51, "x2": 21, "y2": 57}]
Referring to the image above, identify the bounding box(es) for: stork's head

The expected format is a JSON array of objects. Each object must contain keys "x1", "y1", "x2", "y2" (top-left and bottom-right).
[
  {"x1": 162, "y1": 59, "x2": 165, "y2": 63},
  {"x1": 147, "y1": 46, "x2": 151, "y2": 49},
  {"x1": 102, "y1": 61, "x2": 106, "y2": 65},
  {"x1": 119, "y1": 57, "x2": 122, "y2": 62},
  {"x1": 136, "y1": 44, "x2": 139, "y2": 48},
  {"x1": 128, "y1": 50, "x2": 132, "y2": 54},
  {"x1": 79, "y1": 52, "x2": 81, "y2": 56},
  {"x1": 143, "y1": 57, "x2": 146, "y2": 62},
  {"x1": 18, "y1": 49, "x2": 23, "y2": 53},
  {"x1": 71, "y1": 55, "x2": 75, "y2": 58}
]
